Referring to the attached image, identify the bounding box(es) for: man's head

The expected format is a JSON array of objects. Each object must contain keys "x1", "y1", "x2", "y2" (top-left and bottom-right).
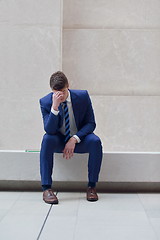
[{"x1": 50, "y1": 71, "x2": 69, "y2": 102}]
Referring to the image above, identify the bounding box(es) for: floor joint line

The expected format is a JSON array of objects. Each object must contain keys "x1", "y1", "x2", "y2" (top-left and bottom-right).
[{"x1": 36, "y1": 191, "x2": 58, "y2": 240}]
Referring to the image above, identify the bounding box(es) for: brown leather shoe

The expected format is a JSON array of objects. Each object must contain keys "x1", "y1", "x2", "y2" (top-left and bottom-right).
[
  {"x1": 43, "y1": 189, "x2": 58, "y2": 204},
  {"x1": 87, "y1": 187, "x2": 98, "y2": 201}
]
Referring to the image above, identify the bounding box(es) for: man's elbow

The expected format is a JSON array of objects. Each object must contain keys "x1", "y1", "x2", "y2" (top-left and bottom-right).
[
  {"x1": 44, "y1": 126, "x2": 56, "y2": 135},
  {"x1": 92, "y1": 122, "x2": 96, "y2": 131},
  {"x1": 87, "y1": 122, "x2": 96, "y2": 133}
]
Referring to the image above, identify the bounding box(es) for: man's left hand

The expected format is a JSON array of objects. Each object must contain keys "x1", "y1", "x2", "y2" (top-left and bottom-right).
[{"x1": 63, "y1": 137, "x2": 77, "y2": 160}]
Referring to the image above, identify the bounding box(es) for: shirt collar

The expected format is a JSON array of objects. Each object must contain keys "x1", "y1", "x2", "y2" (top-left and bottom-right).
[{"x1": 66, "y1": 90, "x2": 71, "y2": 102}]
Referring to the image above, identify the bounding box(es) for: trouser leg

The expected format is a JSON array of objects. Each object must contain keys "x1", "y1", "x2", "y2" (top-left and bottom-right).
[
  {"x1": 74, "y1": 133, "x2": 103, "y2": 183},
  {"x1": 40, "y1": 133, "x2": 64, "y2": 186}
]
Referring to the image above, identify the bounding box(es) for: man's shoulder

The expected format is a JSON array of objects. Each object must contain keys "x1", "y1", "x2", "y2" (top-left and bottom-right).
[
  {"x1": 69, "y1": 89, "x2": 89, "y2": 97},
  {"x1": 69, "y1": 89, "x2": 91, "y2": 106},
  {"x1": 39, "y1": 92, "x2": 52, "y2": 105}
]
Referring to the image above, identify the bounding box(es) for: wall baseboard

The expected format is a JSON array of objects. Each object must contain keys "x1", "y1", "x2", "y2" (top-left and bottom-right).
[{"x1": 0, "y1": 180, "x2": 160, "y2": 193}]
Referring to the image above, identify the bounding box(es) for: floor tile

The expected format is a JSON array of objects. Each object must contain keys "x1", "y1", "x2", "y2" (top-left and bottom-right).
[
  {"x1": 138, "y1": 194, "x2": 160, "y2": 218},
  {"x1": 0, "y1": 191, "x2": 22, "y2": 200},
  {"x1": 39, "y1": 192, "x2": 82, "y2": 240},
  {"x1": 0, "y1": 191, "x2": 22, "y2": 222},
  {"x1": 74, "y1": 225, "x2": 157, "y2": 240},
  {"x1": 82, "y1": 193, "x2": 145, "y2": 211},
  {"x1": 76, "y1": 194, "x2": 150, "y2": 227},
  {"x1": 0, "y1": 192, "x2": 50, "y2": 240},
  {"x1": 150, "y1": 218, "x2": 160, "y2": 240}
]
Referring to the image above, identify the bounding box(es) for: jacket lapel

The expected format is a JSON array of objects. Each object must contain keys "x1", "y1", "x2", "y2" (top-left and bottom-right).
[{"x1": 70, "y1": 90, "x2": 79, "y2": 128}]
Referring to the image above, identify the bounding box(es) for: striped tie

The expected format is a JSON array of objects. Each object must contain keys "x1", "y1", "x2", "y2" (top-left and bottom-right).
[{"x1": 63, "y1": 101, "x2": 70, "y2": 143}]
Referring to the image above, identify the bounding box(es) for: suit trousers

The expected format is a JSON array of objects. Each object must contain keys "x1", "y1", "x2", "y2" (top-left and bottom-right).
[{"x1": 40, "y1": 133, "x2": 103, "y2": 186}]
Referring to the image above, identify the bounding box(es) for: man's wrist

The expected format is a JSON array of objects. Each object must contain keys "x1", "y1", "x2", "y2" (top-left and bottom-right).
[
  {"x1": 70, "y1": 136, "x2": 77, "y2": 144},
  {"x1": 52, "y1": 104, "x2": 59, "y2": 111},
  {"x1": 72, "y1": 135, "x2": 81, "y2": 143},
  {"x1": 51, "y1": 107, "x2": 59, "y2": 115}
]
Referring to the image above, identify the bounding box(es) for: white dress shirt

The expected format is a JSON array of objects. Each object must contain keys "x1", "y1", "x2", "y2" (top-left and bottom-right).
[{"x1": 51, "y1": 91, "x2": 81, "y2": 143}]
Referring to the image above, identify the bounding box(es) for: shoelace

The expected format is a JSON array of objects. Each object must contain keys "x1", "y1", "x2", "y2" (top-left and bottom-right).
[
  {"x1": 89, "y1": 188, "x2": 96, "y2": 195},
  {"x1": 47, "y1": 189, "x2": 54, "y2": 196}
]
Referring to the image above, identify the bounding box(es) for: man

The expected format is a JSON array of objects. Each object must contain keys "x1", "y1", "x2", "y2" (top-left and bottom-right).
[{"x1": 39, "y1": 71, "x2": 103, "y2": 204}]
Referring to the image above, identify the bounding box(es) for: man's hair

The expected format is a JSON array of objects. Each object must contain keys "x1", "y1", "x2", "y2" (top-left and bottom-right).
[{"x1": 50, "y1": 71, "x2": 69, "y2": 90}]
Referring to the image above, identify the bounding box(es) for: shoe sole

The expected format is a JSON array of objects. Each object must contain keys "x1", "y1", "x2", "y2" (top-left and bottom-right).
[
  {"x1": 43, "y1": 199, "x2": 59, "y2": 204},
  {"x1": 87, "y1": 198, "x2": 98, "y2": 202}
]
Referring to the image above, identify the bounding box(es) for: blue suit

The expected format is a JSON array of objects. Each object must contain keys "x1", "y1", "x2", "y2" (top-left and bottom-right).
[{"x1": 39, "y1": 89, "x2": 103, "y2": 186}]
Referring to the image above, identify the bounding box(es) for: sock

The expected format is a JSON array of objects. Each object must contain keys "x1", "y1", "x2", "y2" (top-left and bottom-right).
[
  {"x1": 88, "y1": 182, "x2": 96, "y2": 188},
  {"x1": 42, "y1": 185, "x2": 51, "y2": 191}
]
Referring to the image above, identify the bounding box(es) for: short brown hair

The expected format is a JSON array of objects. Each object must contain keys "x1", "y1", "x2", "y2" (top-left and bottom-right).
[{"x1": 50, "y1": 71, "x2": 69, "y2": 90}]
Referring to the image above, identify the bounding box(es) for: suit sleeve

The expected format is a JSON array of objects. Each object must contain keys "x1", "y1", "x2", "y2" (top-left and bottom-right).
[
  {"x1": 39, "y1": 99, "x2": 60, "y2": 135},
  {"x1": 76, "y1": 91, "x2": 96, "y2": 141}
]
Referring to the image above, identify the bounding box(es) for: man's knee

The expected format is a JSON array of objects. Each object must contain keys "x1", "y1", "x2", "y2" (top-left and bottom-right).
[
  {"x1": 42, "y1": 134, "x2": 59, "y2": 146},
  {"x1": 87, "y1": 134, "x2": 102, "y2": 147}
]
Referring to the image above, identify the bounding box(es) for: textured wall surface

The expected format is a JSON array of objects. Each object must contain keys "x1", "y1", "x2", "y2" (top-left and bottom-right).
[
  {"x1": 92, "y1": 96, "x2": 160, "y2": 152},
  {"x1": 63, "y1": 0, "x2": 160, "y2": 29},
  {"x1": 0, "y1": 0, "x2": 62, "y2": 149},
  {"x1": 63, "y1": 0, "x2": 160, "y2": 151},
  {"x1": 63, "y1": 29, "x2": 160, "y2": 95},
  {"x1": 0, "y1": 0, "x2": 160, "y2": 152}
]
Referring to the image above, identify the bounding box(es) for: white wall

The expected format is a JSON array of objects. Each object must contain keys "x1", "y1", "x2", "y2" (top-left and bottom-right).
[
  {"x1": 63, "y1": 0, "x2": 160, "y2": 151},
  {"x1": 0, "y1": 0, "x2": 160, "y2": 152},
  {"x1": 0, "y1": 0, "x2": 62, "y2": 150}
]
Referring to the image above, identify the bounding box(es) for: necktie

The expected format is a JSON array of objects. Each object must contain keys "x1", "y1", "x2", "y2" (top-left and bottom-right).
[{"x1": 63, "y1": 101, "x2": 70, "y2": 143}]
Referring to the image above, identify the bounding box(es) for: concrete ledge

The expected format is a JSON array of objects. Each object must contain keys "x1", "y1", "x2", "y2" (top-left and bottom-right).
[{"x1": 0, "y1": 151, "x2": 160, "y2": 191}]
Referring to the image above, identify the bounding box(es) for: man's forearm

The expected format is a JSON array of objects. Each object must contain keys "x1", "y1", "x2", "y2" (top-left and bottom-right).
[
  {"x1": 76, "y1": 122, "x2": 96, "y2": 141},
  {"x1": 43, "y1": 112, "x2": 60, "y2": 134}
]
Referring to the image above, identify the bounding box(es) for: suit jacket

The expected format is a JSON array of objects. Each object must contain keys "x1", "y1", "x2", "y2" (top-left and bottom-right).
[{"x1": 39, "y1": 89, "x2": 96, "y2": 141}]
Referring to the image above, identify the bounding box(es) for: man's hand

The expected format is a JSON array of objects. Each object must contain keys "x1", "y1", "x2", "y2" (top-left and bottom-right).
[
  {"x1": 52, "y1": 91, "x2": 64, "y2": 111},
  {"x1": 63, "y1": 137, "x2": 77, "y2": 160}
]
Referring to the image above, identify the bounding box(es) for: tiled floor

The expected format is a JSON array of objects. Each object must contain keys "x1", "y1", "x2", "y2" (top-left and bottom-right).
[{"x1": 0, "y1": 192, "x2": 160, "y2": 240}]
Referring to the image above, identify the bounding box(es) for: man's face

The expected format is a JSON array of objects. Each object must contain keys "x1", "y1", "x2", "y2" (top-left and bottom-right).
[{"x1": 53, "y1": 87, "x2": 69, "y2": 103}]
